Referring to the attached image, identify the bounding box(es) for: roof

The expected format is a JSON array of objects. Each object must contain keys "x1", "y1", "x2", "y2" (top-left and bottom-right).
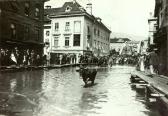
[
  {"x1": 44, "y1": 1, "x2": 111, "y2": 32},
  {"x1": 110, "y1": 38, "x2": 130, "y2": 43},
  {"x1": 126, "y1": 40, "x2": 140, "y2": 44}
]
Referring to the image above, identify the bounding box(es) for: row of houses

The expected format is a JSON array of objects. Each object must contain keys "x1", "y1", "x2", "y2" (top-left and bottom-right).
[
  {"x1": 148, "y1": 0, "x2": 168, "y2": 76},
  {"x1": 110, "y1": 38, "x2": 141, "y2": 55},
  {"x1": 0, "y1": 0, "x2": 111, "y2": 65},
  {"x1": 43, "y1": 1, "x2": 111, "y2": 63}
]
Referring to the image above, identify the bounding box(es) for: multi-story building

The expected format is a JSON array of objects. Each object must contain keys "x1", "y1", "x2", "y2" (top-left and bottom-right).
[
  {"x1": 110, "y1": 38, "x2": 130, "y2": 55},
  {"x1": 0, "y1": 0, "x2": 48, "y2": 57},
  {"x1": 44, "y1": 1, "x2": 111, "y2": 64},
  {"x1": 154, "y1": 0, "x2": 168, "y2": 75},
  {"x1": 148, "y1": 12, "x2": 157, "y2": 49}
]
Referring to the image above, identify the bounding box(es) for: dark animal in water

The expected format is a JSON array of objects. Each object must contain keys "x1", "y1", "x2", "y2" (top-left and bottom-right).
[{"x1": 79, "y1": 68, "x2": 97, "y2": 86}]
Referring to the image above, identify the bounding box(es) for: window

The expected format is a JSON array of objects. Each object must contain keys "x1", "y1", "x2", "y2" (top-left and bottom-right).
[
  {"x1": 94, "y1": 28, "x2": 96, "y2": 35},
  {"x1": 34, "y1": 28, "x2": 40, "y2": 41},
  {"x1": 55, "y1": 23, "x2": 59, "y2": 31},
  {"x1": 54, "y1": 37, "x2": 59, "y2": 47},
  {"x1": 65, "y1": 6, "x2": 72, "y2": 12},
  {"x1": 24, "y1": 26, "x2": 29, "y2": 40},
  {"x1": 87, "y1": 26, "x2": 90, "y2": 35},
  {"x1": 65, "y1": 22, "x2": 70, "y2": 31},
  {"x1": 35, "y1": 7, "x2": 40, "y2": 19},
  {"x1": 46, "y1": 31, "x2": 50, "y2": 36},
  {"x1": 98, "y1": 29, "x2": 100, "y2": 37},
  {"x1": 74, "y1": 21, "x2": 81, "y2": 33},
  {"x1": 73, "y1": 34, "x2": 80, "y2": 46},
  {"x1": 25, "y1": 2, "x2": 29, "y2": 16},
  {"x1": 65, "y1": 37, "x2": 70, "y2": 46},
  {"x1": 10, "y1": 23, "x2": 16, "y2": 39}
]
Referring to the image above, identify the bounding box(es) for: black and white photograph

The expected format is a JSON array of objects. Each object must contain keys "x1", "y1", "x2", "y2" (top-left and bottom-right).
[{"x1": 0, "y1": 0, "x2": 168, "y2": 116}]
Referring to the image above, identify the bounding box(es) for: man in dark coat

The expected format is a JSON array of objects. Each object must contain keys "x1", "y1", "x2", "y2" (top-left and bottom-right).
[{"x1": 149, "y1": 50, "x2": 159, "y2": 74}]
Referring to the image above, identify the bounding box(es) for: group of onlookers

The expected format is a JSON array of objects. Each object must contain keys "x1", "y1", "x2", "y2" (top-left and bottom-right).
[
  {"x1": 137, "y1": 50, "x2": 159, "y2": 74},
  {"x1": 0, "y1": 47, "x2": 45, "y2": 66}
]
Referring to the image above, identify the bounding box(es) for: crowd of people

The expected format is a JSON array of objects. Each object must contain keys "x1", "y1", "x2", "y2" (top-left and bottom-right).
[
  {"x1": 0, "y1": 47, "x2": 45, "y2": 66},
  {"x1": 1, "y1": 46, "x2": 157, "y2": 73},
  {"x1": 137, "y1": 50, "x2": 159, "y2": 74}
]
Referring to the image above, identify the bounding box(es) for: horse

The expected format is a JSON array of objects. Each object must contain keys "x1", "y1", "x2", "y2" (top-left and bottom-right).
[{"x1": 79, "y1": 67, "x2": 97, "y2": 86}]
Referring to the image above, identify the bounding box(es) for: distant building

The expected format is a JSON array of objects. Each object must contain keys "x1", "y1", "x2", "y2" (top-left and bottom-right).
[
  {"x1": 44, "y1": 1, "x2": 111, "y2": 64},
  {"x1": 0, "y1": 0, "x2": 48, "y2": 56},
  {"x1": 122, "y1": 40, "x2": 140, "y2": 55},
  {"x1": 110, "y1": 38, "x2": 130, "y2": 54},
  {"x1": 153, "y1": 0, "x2": 168, "y2": 76}
]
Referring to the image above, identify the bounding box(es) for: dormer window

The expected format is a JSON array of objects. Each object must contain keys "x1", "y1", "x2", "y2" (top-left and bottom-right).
[{"x1": 65, "y1": 6, "x2": 72, "y2": 12}]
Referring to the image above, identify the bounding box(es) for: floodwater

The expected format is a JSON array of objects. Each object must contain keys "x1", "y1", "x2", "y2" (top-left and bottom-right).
[{"x1": 0, "y1": 65, "x2": 163, "y2": 116}]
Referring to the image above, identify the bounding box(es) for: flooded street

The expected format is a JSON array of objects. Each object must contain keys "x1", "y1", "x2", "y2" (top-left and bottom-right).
[{"x1": 0, "y1": 65, "x2": 163, "y2": 116}]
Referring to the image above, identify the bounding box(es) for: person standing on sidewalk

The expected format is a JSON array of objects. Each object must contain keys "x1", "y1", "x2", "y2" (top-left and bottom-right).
[
  {"x1": 149, "y1": 49, "x2": 159, "y2": 74},
  {"x1": 139, "y1": 54, "x2": 145, "y2": 71}
]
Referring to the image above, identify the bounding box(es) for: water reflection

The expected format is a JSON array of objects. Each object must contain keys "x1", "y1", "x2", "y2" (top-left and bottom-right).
[{"x1": 0, "y1": 66, "x2": 165, "y2": 116}]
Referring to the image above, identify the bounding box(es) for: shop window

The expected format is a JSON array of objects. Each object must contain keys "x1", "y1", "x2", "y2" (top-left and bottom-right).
[{"x1": 73, "y1": 34, "x2": 80, "y2": 46}]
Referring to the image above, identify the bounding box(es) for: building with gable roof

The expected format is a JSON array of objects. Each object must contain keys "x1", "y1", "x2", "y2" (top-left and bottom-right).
[
  {"x1": 43, "y1": 1, "x2": 111, "y2": 64},
  {"x1": 110, "y1": 38, "x2": 130, "y2": 54}
]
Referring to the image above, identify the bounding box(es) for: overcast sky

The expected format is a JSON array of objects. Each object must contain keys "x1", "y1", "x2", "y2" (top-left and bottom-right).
[{"x1": 45, "y1": 0, "x2": 155, "y2": 40}]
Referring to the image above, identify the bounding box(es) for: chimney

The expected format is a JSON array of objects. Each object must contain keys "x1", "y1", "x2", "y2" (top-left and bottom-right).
[
  {"x1": 86, "y1": 3, "x2": 92, "y2": 15},
  {"x1": 45, "y1": 5, "x2": 51, "y2": 9},
  {"x1": 96, "y1": 17, "x2": 102, "y2": 22},
  {"x1": 73, "y1": 0, "x2": 76, "y2": 4}
]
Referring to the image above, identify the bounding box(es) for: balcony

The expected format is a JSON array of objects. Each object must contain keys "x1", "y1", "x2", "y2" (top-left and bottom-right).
[
  {"x1": 63, "y1": 29, "x2": 72, "y2": 35},
  {"x1": 53, "y1": 30, "x2": 61, "y2": 36}
]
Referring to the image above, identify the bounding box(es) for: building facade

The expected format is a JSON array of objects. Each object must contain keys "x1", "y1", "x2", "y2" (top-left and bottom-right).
[
  {"x1": 154, "y1": 0, "x2": 168, "y2": 76},
  {"x1": 44, "y1": 1, "x2": 111, "y2": 64},
  {"x1": 0, "y1": 0, "x2": 48, "y2": 66},
  {"x1": 122, "y1": 41, "x2": 140, "y2": 55},
  {"x1": 148, "y1": 12, "x2": 157, "y2": 48}
]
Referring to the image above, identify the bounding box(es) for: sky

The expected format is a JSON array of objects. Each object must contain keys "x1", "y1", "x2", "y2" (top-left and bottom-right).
[{"x1": 45, "y1": 0, "x2": 155, "y2": 40}]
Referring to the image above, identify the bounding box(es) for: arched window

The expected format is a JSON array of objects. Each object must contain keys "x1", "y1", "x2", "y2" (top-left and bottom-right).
[
  {"x1": 35, "y1": 7, "x2": 40, "y2": 19},
  {"x1": 25, "y1": 2, "x2": 29, "y2": 16},
  {"x1": 10, "y1": 23, "x2": 16, "y2": 39}
]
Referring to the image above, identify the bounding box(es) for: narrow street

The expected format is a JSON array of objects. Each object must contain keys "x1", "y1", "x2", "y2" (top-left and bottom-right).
[{"x1": 0, "y1": 65, "x2": 163, "y2": 116}]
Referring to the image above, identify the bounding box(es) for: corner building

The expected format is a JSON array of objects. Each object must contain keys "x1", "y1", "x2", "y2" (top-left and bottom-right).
[{"x1": 44, "y1": 1, "x2": 111, "y2": 64}]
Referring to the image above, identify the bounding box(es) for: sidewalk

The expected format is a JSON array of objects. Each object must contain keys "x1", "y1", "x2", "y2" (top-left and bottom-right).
[
  {"x1": 0, "y1": 63, "x2": 86, "y2": 73},
  {"x1": 131, "y1": 69, "x2": 168, "y2": 107}
]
